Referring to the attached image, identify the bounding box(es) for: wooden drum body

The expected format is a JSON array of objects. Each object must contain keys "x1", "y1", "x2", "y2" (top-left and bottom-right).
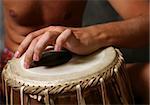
[{"x1": 2, "y1": 47, "x2": 134, "y2": 105}]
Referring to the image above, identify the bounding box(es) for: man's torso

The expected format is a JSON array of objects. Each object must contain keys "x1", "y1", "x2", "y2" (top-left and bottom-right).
[{"x1": 3, "y1": 0, "x2": 86, "y2": 52}]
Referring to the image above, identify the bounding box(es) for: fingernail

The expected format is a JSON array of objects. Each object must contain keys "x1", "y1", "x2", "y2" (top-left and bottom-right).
[
  {"x1": 54, "y1": 45, "x2": 61, "y2": 51},
  {"x1": 33, "y1": 54, "x2": 39, "y2": 61},
  {"x1": 24, "y1": 62, "x2": 29, "y2": 69},
  {"x1": 14, "y1": 51, "x2": 20, "y2": 58}
]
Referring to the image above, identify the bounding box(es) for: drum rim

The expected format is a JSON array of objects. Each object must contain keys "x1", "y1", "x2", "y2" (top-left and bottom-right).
[{"x1": 2, "y1": 48, "x2": 124, "y2": 95}]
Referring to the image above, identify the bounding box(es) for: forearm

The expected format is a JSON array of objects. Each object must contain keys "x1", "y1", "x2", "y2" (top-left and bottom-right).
[{"x1": 89, "y1": 14, "x2": 149, "y2": 48}]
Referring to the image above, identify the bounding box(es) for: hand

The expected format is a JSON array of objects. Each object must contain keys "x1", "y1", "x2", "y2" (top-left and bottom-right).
[{"x1": 14, "y1": 26, "x2": 106, "y2": 69}]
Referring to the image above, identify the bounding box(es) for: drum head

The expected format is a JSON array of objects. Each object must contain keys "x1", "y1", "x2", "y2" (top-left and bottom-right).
[{"x1": 3, "y1": 47, "x2": 117, "y2": 87}]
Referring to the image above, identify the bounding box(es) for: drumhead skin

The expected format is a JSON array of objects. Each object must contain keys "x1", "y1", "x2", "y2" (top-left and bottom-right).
[
  {"x1": 3, "y1": 47, "x2": 135, "y2": 105},
  {"x1": 3, "y1": 47, "x2": 118, "y2": 91}
]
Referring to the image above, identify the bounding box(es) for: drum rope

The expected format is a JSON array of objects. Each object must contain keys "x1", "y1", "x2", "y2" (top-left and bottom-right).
[
  {"x1": 76, "y1": 84, "x2": 86, "y2": 105},
  {"x1": 116, "y1": 49, "x2": 134, "y2": 104},
  {"x1": 119, "y1": 63, "x2": 131, "y2": 101},
  {"x1": 1, "y1": 71, "x2": 5, "y2": 101},
  {"x1": 2, "y1": 54, "x2": 120, "y2": 95},
  {"x1": 5, "y1": 79, "x2": 8, "y2": 105},
  {"x1": 31, "y1": 87, "x2": 45, "y2": 95},
  {"x1": 49, "y1": 97, "x2": 55, "y2": 105},
  {"x1": 10, "y1": 87, "x2": 13, "y2": 105},
  {"x1": 27, "y1": 95, "x2": 31, "y2": 105},
  {"x1": 29, "y1": 94, "x2": 37, "y2": 100},
  {"x1": 114, "y1": 68, "x2": 128, "y2": 105},
  {"x1": 20, "y1": 86, "x2": 25, "y2": 105},
  {"x1": 100, "y1": 78, "x2": 110, "y2": 105},
  {"x1": 44, "y1": 89, "x2": 55, "y2": 105},
  {"x1": 2, "y1": 48, "x2": 134, "y2": 104},
  {"x1": 121, "y1": 63, "x2": 135, "y2": 104},
  {"x1": 111, "y1": 77, "x2": 122, "y2": 103}
]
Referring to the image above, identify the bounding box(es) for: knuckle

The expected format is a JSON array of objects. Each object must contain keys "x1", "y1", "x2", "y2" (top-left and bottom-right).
[
  {"x1": 26, "y1": 49, "x2": 33, "y2": 56},
  {"x1": 25, "y1": 54, "x2": 31, "y2": 63},
  {"x1": 44, "y1": 32, "x2": 50, "y2": 38},
  {"x1": 56, "y1": 41, "x2": 62, "y2": 47},
  {"x1": 26, "y1": 48, "x2": 33, "y2": 56},
  {"x1": 48, "y1": 26, "x2": 55, "y2": 30},
  {"x1": 34, "y1": 46, "x2": 41, "y2": 54},
  {"x1": 50, "y1": 26, "x2": 64, "y2": 32},
  {"x1": 56, "y1": 35, "x2": 66, "y2": 44},
  {"x1": 18, "y1": 44, "x2": 25, "y2": 52},
  {"x1": 24, "y1": 58, "x2": 30, "y2": 64},
  {"x1": 56, "y1": 38, "x2": 64, "y2": 45},
  {"x1": 25, "y1": 54, "x2": 30, "y2": 60},
  {"x1": 27, "y1": 33, "x2": 34, "y2": 39},
  {"x1": 56, "y1": 26, "x2": 64, "y2": 31},
  {"x1": 33, "y1": 38, "x2": 38, "y2": 43}
]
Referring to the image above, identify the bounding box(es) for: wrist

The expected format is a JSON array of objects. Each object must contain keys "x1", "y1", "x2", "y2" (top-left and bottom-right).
[{"x1": 88, "y1": 24, "x2": 114, "y2": 48}]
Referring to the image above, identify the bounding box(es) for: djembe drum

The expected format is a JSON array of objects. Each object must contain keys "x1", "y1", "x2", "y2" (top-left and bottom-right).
[{"x1": 2, "y1": 47, "x2": 134, "y2": 105}]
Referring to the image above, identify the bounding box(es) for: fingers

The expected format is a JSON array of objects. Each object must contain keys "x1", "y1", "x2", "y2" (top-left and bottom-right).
[
  {"x1": 14, "y1": 26, "x2": 65, "y2": 58},
  {"x1": 33, "y1": 31, "x2": 58, "y2": 61},
  {"x1": 48, "y1": 26, "x2": 65, "y2": 33},
  {"x1": 33, "y1": 32, "x2": 50, "y2": 61},
  {"x1": 54, "y1": 29, "x2": 72, "y2": 51},
  {"x1": 24, "y1": 37, "x2": 39, "y2": 69},
  {"x1": 14, "y1": 35, "x2": 37, "y2": 58},
  {"x1": 14, "y1": 27, "x2": 49, "y2": 58},
  {"x1": 15, "y1": 26, "x2": 71, "y2": 69},
  {"x1": 24, "y1": 31, "x2": 59, "y2": 69}
]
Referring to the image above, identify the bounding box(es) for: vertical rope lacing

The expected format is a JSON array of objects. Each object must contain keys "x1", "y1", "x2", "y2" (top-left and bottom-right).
[
  {"x1": 20, "y1": 86, "x2": 25, "y2": 105},
  {"x1": 114, "y1": 68, "x2": 128, "y2": 105},
  {"x1": 10, "y1": 87, "x2": 13, "y2": 105},
  {"x1": 100, "y1": 78, "x2": 110, "y2": 105},
  {"x1": 76, "y1": 84, "x2": 86, "y2": 105},
  {"x1": 5, "y1": 80, "x2": 8, "y2": 105}
]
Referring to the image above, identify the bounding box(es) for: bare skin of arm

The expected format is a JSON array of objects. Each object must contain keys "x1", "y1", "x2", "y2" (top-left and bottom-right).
[
  {"x1": 107, "y1": 1, "x2": 149, "y2": 103},
  {"x1": 107, "y1": 0, "x2": 149, "y2": 47},
  {"x1": 15, "y1": 0, "x2": 149, "y2": 69}
]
